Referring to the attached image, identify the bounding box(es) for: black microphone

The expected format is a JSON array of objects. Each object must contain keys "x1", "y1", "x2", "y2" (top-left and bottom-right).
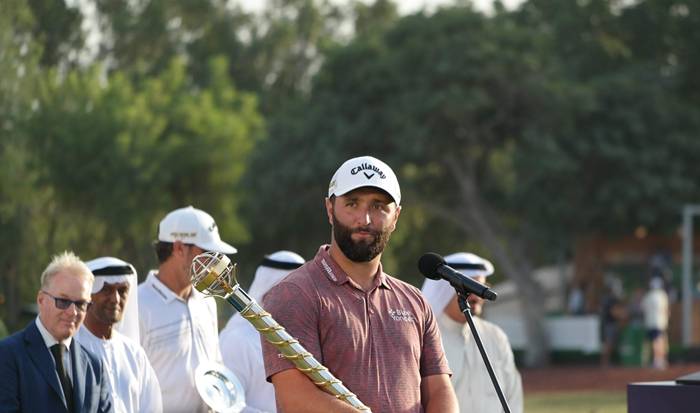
[{"x1": 418, "y1": 252, "x2": 498, "y2": 301}]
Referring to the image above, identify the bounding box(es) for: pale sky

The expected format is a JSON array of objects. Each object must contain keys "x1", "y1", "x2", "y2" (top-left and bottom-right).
[
  {"x1": 237, "y1": 0, "x2": 525, "y2": 15},
  {"x1": 71, "y1": 0, "x2": 525, "y2": 63}
]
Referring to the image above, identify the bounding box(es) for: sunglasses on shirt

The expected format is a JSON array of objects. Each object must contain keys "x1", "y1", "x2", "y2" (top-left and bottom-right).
[{"x1": 41, "y1": 290, "x2": 91, "y2": 312}]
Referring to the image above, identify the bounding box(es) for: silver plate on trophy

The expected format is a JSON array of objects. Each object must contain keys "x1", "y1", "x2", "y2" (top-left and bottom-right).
[{"x1": 195, "y1": 361, "x2": 246, "y2": 413}]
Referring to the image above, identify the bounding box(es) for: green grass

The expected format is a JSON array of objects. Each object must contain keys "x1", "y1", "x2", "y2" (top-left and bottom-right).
[{"x1": 525, "y1": 391, "x2": 626, "y2": 413}]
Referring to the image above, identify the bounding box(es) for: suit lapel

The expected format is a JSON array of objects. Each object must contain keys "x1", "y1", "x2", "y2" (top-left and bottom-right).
[
  {"x1": 23, "y1": 322, "x2": 67, "y2": 408},
  {"x1": 70, "y1": 340, "x2": 86, "y2": 413}
]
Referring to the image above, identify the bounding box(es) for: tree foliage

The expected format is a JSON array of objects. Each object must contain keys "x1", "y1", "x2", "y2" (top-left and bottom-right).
[
  {"x1": 513, "y1": 0, "x2": 700, "y2": 241},
  {"x1": 22, "y1": 55, "x2": 263, "y2": 287}
]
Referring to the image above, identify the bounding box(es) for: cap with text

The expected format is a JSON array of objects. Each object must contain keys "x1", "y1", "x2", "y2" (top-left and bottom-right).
[
  {"x1": 444, "y1": 252, "x2": 494, "y2": 278},
  {"x1": 157, "y1": 206, "x2": 237, "y2": 254},
  {"x1": 328, "y1": 156, "x2": 401, "y2": 205}
]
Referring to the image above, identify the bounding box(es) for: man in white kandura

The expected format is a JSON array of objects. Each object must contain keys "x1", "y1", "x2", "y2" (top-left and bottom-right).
[
  {"x1": 219, "y1": 250, "x2": 306, "y2": 413},
  {"x1": 421, "y1": 252, "x2": 523, "y2": 413},
  {"x1": 77, "y1": 257, "x2": 162, "y2": 413},
  {"x1": 139, "y1": 206, "x2": 232, "y2": 413}
]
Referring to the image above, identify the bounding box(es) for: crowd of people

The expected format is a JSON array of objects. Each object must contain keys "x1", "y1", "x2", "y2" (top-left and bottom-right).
[{"x1": 0, "y1": 155, "x2": 524, "y2": 413}]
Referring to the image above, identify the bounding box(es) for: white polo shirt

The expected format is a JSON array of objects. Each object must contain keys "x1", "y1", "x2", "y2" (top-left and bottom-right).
[{"x1": 138, "y1": 271, "x2": 222, "y2": 413}]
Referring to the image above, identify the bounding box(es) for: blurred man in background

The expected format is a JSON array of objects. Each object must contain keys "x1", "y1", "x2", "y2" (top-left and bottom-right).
[
  {"x1": 642, "y1": 276, "x2": 670, "y2": 370},
  {"x1": 422, "y1": 252, "x2": 523, "y2": 413}
]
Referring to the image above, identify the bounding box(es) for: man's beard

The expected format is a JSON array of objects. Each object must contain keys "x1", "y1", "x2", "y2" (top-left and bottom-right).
[{"x1": 332, "y1": 212, "x2": 391, "y2": 262}]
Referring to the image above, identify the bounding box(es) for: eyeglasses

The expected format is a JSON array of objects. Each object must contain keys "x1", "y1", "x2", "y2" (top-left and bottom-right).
[{"x1": 41, "y1": 291, "x2": 91, "y2": 312}]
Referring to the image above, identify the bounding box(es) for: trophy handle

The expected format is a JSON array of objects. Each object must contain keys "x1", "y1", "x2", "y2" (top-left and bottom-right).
[{"x1": 191, "y1": 252, "x2": 372, "y2": 412}]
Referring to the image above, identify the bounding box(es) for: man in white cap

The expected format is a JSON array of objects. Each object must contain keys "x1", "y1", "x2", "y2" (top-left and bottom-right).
[
  {"x1": 219, "y1": 250, "x2": 305, "y2": 413},
  {"x1": 139, "y1": 206, "x2": 235, "y2": 413},
  {"x1": 77, "y1": 257, "x2": 162, "y2": 413},
  {"x1": 261, "y1": 156, "x2": 458, "y2": 413},
  {"x1": 421, "y1": 252, "x2": 523, "y2": 413}
]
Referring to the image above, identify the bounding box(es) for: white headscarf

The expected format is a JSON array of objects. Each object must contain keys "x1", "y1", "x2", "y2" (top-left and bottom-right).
[
  {"x1": 86, "y1": 256, "x2": 140, "y2": 342},
  {"x1": 421, "y1": 252, "x2": 494, "y2": 315},
  {"x1": 247, "y1": 250, "x2": 306, "y2": 302}
]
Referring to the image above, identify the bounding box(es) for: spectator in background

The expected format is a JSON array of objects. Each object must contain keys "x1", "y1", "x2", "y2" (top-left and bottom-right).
[
  {"x1": 567, "y1": 280, "x2": 586, "y2": 315},
  {"x1": 219, "y1": 250, "x2": 305, "y2": 413},
  {"x1": 77, "y1": 257, "x2": 162, "y2": 413},
  {"x1": 139, "y1": 206, "x2": 235, "y2": 413},
  {"x1": 642, "y1": 277, "x2": 670, "y2": 369},
  {"x1": 600, "y1": 276, "x2": 626, "y2": 368},
  {"x1": 421, "y1": 252, "x2": 523, "y2": 413}
]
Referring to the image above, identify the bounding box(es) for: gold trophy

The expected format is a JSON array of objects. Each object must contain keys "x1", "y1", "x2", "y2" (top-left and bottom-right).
[{"x1": 190, "y1": 251, "x2": 371, "y2": 412}]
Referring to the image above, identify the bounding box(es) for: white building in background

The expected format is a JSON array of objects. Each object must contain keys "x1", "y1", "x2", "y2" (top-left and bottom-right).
[{"x1": 483, "y1": 264, "x2": 602, "y2": 354}]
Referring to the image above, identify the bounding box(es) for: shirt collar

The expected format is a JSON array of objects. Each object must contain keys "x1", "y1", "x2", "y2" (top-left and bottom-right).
[
  {"x1": 35, "y1": 316, "x2": 72, "y2": 349},
  {"x1": 315, "y1": 245, "x2": 392, "y2": 291},
  {"x1": 146, "y1": 271, "x2": 205, "y2": 304}
]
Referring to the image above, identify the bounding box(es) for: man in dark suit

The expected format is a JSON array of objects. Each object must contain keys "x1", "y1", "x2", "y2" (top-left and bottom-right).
[{"x1": 0, "y1": 251, "x2": 113, "y2": 413}]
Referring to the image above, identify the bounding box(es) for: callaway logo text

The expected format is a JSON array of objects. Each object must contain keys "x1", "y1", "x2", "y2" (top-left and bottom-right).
[{"x1": 351, "y1": 163, "x2": 386, "y2": 180}]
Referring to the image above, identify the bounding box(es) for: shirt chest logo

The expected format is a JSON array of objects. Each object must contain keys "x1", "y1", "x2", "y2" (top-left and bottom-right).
[{"x1": 388, "y1": 308, "x2": 416, "y2": 323}]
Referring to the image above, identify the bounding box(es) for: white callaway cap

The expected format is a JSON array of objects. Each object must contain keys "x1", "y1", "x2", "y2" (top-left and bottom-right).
[
  {"x1": 157, "y1": 206, "x2": 237, "y2": 254},
  {"x1": 328, "y1": 156, "x2": 401, "y2": 205},
  {"x1": 444, "y1": 252, "x2": 494, "y2": 278}
]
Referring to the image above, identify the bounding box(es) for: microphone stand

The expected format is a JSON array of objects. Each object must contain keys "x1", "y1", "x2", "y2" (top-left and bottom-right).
[{"x1": 457, "y1": 291, "x2": 511, "y2": 413}]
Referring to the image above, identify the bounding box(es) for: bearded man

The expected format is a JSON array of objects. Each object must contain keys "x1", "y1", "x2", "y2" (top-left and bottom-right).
[{"x1": 261, "y1": 156, "x2": 458, "y2": 413}]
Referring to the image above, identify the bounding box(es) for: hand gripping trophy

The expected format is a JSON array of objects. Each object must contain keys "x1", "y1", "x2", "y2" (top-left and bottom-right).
[{"x1": 191, "y1": 251, "x2": 372, "y2": 412}]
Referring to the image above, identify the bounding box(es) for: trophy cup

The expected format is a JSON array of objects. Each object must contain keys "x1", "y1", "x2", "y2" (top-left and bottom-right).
[
  {"x1": 190, "y1": 251, "x2": 371, "y2": 412},
  {"x1": 195, "y1": 361, "x2": 246, "y2": 413}
]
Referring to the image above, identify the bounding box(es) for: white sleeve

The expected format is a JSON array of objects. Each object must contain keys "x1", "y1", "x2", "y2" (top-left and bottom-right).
[
  {"x1": 498, "y1": 330, "x2": 523, "y2": 413},
  {"x1": 139, "y1": 352, "x2": 164, "y2": 413},
  {"x1": 220, "y1": 329, "x2": 257, "y2": 395}
]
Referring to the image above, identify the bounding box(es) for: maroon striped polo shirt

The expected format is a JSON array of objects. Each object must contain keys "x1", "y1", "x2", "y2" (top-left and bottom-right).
[{"x1": 261, "y1": 245, "x2": 451, "y2": 412}]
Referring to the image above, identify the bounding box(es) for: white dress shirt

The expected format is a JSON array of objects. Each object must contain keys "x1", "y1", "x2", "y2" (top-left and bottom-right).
[
  {"x1": 138, "y1": 271, "x2": 222, "y2": 413},
  {"x1": 35, "y1": 317, "x2": 73, "y2": 382},
  {"x1": 76, "y1": 327, "x2": 162, "y2": 413}
]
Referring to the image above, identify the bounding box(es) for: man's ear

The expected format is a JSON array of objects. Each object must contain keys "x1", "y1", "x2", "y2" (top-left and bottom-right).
[
  {"x1": 325, "y1": 197, "x2": 334, "y2": 225},
  {"x1": 172, "y1": 240, "x2": 186, "y2": 257},
  {"x1": 390, "y1": 205, "x2": 402, "y2": 232}
]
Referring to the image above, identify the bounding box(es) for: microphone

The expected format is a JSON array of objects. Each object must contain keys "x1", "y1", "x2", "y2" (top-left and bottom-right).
[{"x1": 418, "y1": 252, "x2": 498, "y2": 301}]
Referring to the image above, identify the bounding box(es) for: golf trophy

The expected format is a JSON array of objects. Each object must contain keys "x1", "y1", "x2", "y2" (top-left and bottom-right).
[
  {"x1": 190, "y1": 251, "x2": 371, "y2": 412},
  {"x1": 195, "y1": 361, "x2": 246, "y2": 413}
]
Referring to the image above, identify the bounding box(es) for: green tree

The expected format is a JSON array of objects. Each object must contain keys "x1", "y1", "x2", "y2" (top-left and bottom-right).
[
  {"x1": 0, "y1": 0, "x2": 54, "y2": 330},
  {"x1": 26, "y1": 0, "x2": 85, "y2": 67},
  {"x1": 93, "y1": 0, "x2": 348, "y2": 114},
  {"x1": 24, "y1": 56, "x2": 263, "y2": 275},
  {"x1": 514, "y1": 0, "x2": 700, "y2": 241}
]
